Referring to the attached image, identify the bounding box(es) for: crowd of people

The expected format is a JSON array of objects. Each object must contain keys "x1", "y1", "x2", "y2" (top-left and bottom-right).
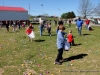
[
  {"x1": 0, "y1": 21, "x2": 28, "y2": 32},
  {"x1": 0, "y1": 17, "x2": 93, "y2": 65}
]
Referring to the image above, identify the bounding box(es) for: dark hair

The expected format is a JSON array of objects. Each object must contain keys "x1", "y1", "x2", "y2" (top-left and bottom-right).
[
  {"x1": 29, "y1": 26, "x2": 33, "y2": 29},
  {"x1": 49, "y1": 22, "x2": 51, "y2": 25},
  {"x1": 78, "y1": 17, "x2": 81, "y2": 20},
  {"x1": 59, "y1": 25, "x2": 65, "y2": 30}
]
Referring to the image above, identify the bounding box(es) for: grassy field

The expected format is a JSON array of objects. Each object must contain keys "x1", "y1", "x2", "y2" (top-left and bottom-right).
[
  {"x1": 0, "y1": 23, "x2": 100, "y2": 75},
  {"x1": 46, "y1": 18, "x2": 58, "y2": 21}
]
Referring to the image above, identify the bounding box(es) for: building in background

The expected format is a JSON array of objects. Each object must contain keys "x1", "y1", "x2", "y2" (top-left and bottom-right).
[{"x1": 0, "y1": 6, "x2": 28, "y2": 24}]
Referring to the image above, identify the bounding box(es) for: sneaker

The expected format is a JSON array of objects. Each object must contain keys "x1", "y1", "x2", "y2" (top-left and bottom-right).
[
  {"x1": 59, "y1": 59, "x2": 64, "y2": 62},
  {"x1": 54, "y1": 61, "x2": 62, "y2": 65}
]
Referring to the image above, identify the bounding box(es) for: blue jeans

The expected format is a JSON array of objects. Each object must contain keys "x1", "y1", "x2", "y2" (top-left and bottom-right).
[
  {"x1": 78, "y1": 26, "x2": 82, "y2": 35},
  {"x1": 86, "y1": 25, "x2": 89, "y2": 30},
  {"x1": 39, "y1": 26, "x2": 43, "y2": 36}
]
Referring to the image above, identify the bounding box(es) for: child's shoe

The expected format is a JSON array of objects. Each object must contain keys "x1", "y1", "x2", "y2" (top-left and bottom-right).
[{"x1": 54, "y1": 61, "x2": 62, "y2": 65}]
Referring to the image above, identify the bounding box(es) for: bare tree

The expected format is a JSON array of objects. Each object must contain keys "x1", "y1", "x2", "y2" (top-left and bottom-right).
[
  {"x1": 93, "y1": 3, "x2": 100, "y2": 16},
  {"x1": 77, "y1": 0, "x2": 94, "y2": 18}
]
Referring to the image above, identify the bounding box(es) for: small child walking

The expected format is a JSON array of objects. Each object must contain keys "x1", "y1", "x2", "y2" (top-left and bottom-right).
[
  {"x1": 47, "y1": 22, "x2": 51, "y2": 36},
  {"x1": 25, "y1": 26, "x2": 34, "y2": 42},
  {"x1": 67, "y1": 30, "x2": 75, "y2": 46},
  {"x1": 5, "y1": 22, "x2": 10, "y2": 32}
]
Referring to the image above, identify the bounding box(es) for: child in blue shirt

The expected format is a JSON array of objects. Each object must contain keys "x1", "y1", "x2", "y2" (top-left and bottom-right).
[{"x1": 54, "y1": 25, "x2": 66, "y2": 65}]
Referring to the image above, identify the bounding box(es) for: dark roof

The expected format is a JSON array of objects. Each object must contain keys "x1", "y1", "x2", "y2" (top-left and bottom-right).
[{"x1": 0, "y1": 6, "x2": 27, "y2": 12}]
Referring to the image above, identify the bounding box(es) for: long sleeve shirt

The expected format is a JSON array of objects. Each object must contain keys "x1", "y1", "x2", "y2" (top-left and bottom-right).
[{"x1": 57, "y1": 30, "x2": 66, "y2": 49}]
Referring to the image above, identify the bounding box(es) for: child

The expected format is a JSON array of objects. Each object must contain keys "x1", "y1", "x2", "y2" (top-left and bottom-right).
[
  {"x1": 25, "y1": 26, "x2": 34, "y2": 42},
  {"x1": 12, "y1": 21, "x2": 16, "y2": 32},
  {"x1": 5, "y1": 22, "x2": 9, "y2": 32},
  {"x1": 54, "y1": 25, "x2": 66, "y2": 65},
  {"x1": 67, "y1": 30, "x2": 75, "y2": 46},
  {"x1": 30, "y1": 24, "x2": 34, "y2": 29},
  {"x1": 47, "y1": 22, "x2": 51, "y2": 36},
  {"x1": 22, "y1": 22, "x2": 25, "y2": 28},
  {"x1": 88, "y1": 25, "x2": 93, "y2": 31}
]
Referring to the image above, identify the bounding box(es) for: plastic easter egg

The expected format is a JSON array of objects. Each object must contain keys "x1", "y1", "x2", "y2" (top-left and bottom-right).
[
  {"x1": 59, "y1": 70, "x2": 61, "y2": 72},
  {"x1": 71, "y1": 60, "x2": 74, "y2": 62},
  {"x1": 71, "y1": 64, "x2": 73, "y2": 66},
  {"x1": 38, "y1": 64, "x2": 41, "y2": 67},
  {"x1": 28, "y1": 72, "x2": 32, "y2": 75},
  {"x1": 21, "y1": 64, "x2": 25, "y2": 66},
  {"x1": 46, "y1": 71, "x2": 49, "y2": 73}
]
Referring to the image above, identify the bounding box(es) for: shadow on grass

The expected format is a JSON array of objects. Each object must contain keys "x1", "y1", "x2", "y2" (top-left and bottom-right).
[
  {"x1": 42, "y1": 34, "x2": 56, "y2": 36},
  {"x1": 42, "y1": 35, "x2": 49, "y2": 36},
  {"x1": 63, "y1": 54, "x2": 88, "y2": 62},
  {"x1": 83, "y1": 34, "x2": 91, "y2": 36},
  {"x1": 9, "y1": 30, "x2": 20, "y2": 33},
  {"x1": 34, "y1": 39, "x2": 45, "y2": 42},
  {"x1": 73, "y1": 43, "x2": 82, "y2": 46},
  {"x1": 51, "y1": 34, "x2": 57, "y2": 36},
  {"x1": 73, "y1": 36, "x2": 76, "y2": 38}
]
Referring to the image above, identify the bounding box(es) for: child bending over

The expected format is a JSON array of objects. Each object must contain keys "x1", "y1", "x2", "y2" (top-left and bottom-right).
[
  {"x1": 25, "y1": 26, "x2": 34, "y2": 42},
  {"x1": 67, "y1": 30, "x2": 75, "y2": 46}
]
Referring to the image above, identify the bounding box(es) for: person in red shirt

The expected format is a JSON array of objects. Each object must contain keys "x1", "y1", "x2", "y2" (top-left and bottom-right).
[
  {"x1": 67, "y1": 30, "x2": 75, "y2": 46},
  {"x1": 26, "y1": 26, "x2": 33, "y2": 41},
  {"x1": 85, "y1": 18, "x2": 90, "y2": 30}
]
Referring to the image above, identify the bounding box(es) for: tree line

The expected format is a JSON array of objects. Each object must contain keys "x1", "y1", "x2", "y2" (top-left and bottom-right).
[{"x1": 61, "y1": 11, "x2": 76, "y2": 19}]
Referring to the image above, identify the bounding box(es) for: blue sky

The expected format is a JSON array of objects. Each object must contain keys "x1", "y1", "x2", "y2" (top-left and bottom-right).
[{"x1": 0, "y1": 0, "x2": 100, "y2": 17}]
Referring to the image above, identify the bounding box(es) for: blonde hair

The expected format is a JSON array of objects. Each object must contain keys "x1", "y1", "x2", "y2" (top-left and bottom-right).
[{"x1": 69, "y1": 30, "x2": 72, "y2": 33}]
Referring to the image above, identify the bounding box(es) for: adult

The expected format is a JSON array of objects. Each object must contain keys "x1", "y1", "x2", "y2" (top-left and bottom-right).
[
  {"x1": 54, "y1": 25, "x2": 66, "y2": 65},
  {"x1": 0, "y1": 21, "x2": 2, "y2": 28},
  {"x1": 5, "y1": 21, "x2": 9, "y2": 32},
  {"x1": 85, "y1": 18, "x2": 90, "y2": 30},
  {"x1": 76, "y1": 18, "x2": 83, "y2": 36},
  {"x1": 58, "y1": 18, "x2": 63, "y2": 25},
  {"x1": 68, "y1": 19, "x2": 71, "y2": 27},
  {"x1": 54, "y1": 20, "x2": 57, "y2": 26},
  {"x1": 17, "y1": 21, "x2": 21, "y2": 29},
  {"x1": 42, "y1": 20, "x2": 46, "y2": 32},
  {"x1": 39, "y1": 20, "x2": 44, "y2": 36}
]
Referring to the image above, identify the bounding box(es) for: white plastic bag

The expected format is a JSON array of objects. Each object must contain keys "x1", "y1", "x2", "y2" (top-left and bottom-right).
[
  {"x1": 88, "y1": 25, "x2": 90, "y2": 28},
  {"x1": 64, "y1": 41, "x2": 70, "y2": 51},
  {"x1": 28, "y1": 31, "x2": 35, "y2": 38}
]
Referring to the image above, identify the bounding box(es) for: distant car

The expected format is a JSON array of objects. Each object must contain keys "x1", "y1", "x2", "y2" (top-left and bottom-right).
[
  {"x1": 33, "y1": 18, "x2": 39, "y2": 22},
  {"x1": 33, "y1": 20, "x2": 39, "y2": 22},
  {"x1": 91, "y1": 20, "x2": 98, "y2": 24},
  {"x1": 98, "y1": 20, "x2": 100, "y2": 25}
]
